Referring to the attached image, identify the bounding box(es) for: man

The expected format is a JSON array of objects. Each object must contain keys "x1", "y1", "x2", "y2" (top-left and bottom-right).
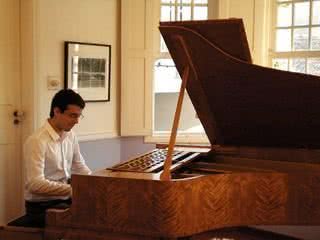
[{"x1": 23, "y1": 89, "x2": 91, "y2": 227}]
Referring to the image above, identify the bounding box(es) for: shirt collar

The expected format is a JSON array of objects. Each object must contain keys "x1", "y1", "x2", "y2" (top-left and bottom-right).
[{"x1": 44, "y1": 119, "x2": 67, "y2": 141}]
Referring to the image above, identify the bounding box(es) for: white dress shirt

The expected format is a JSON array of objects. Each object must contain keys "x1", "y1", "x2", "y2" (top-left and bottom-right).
[{"x1": 24, "y1": 120, "x2": 91, "y2": 202}]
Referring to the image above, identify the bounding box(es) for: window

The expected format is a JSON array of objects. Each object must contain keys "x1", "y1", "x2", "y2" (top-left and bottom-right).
[
  {"x1": 271, "y1": 0, "x2": 320, "y2": 76},
  {"x1": 152, "y1": 0, "x2": 210, "y2": 143}
]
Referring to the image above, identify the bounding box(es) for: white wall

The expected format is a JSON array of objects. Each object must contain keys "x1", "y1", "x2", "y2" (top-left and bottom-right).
[
  {"x1": 80, "y1": 138, "x2": 122, "y2": 170},
  {"x1": 29, "y1": 0, "x2": 120, "y2": 140},
  {"x1": 79, "y1": 137, "x2": 155, "y2": 172}
]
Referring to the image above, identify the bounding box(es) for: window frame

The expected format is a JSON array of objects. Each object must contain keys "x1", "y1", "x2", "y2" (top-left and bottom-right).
[
  {"x1": 269, "y1": 0, "x2": 320, "y2": 73},
  {"x1": 147, "y1": 0, "x2": 213, "y2": 144}
]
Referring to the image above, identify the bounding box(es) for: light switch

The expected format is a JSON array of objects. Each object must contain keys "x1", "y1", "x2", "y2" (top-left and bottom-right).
[{"x1": 47, "y1": 76, "x2": 60, "y2": 90}]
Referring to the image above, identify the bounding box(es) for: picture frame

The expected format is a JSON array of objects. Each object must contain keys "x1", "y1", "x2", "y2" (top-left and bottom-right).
[{"x1": 64, "y1": 41, "x2": 111, "y2": 102}]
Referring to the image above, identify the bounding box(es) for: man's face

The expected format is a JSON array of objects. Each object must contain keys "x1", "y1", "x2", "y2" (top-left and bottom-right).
[{"x1": 53, "y1": 104, "x2": 83, "y2": 132}]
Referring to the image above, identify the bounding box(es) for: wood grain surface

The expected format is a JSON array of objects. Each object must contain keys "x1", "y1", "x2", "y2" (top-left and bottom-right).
[{"x1": 46, "y1": 171, "x2": 290, "y2": 238}]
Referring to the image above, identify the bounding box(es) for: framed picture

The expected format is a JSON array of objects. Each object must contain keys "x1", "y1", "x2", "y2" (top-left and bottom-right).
[{"x1": 64, "y1": 41, "x2": 111, "y2": 102}]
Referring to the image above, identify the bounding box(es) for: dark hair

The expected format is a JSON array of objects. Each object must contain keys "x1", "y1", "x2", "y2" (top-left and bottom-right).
[{"x1": 49, "y1": 89, "x2": 85, "y2": 118}]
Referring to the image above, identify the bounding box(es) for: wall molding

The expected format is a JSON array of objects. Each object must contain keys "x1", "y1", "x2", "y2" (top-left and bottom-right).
[{"x1": 78, "y1": 131, "x2": 118, "y2": 142}]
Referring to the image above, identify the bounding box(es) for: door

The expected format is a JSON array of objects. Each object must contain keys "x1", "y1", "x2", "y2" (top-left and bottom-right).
[{"x1": 0, "y1": 0, "x2": 24, "y2": 224}]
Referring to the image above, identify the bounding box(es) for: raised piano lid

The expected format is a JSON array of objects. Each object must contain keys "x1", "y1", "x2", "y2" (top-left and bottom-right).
[{"x1": 159, "y1": 19, "x2": 320, "y2": 148}]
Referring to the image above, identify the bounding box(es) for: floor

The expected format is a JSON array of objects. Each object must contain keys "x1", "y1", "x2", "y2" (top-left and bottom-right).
[{"x1": 188, "y1": 227, "x2": 302, "y2": 240}]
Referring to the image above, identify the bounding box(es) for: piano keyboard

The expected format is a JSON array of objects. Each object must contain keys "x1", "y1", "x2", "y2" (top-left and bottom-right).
[{"x1": 108, "y1": 149, "x2": 191, "y2": 173}]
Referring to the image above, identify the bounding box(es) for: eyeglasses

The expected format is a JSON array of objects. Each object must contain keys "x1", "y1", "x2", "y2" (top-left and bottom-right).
[{"x1": 63, "y1": 112, "x2": 84, "y2": 120}]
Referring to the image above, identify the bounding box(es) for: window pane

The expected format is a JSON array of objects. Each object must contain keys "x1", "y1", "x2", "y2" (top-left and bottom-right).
[
  {"x1": 160, "y1": 36, "x2": 168, "y2": 53},
  {"x1": 194, "y1": 0, "x2": 208, "y2": 3},
  {"x1": 194, "y1": 6, "x2": 208, "y2": 20},
  {"x1": 161, "y1": 6, "x2": 175, "y2": 21},
  {"x1": 276, "y1": 29, "x2": 291, "y2": 51},
  {"x1": 177, "y1": 6, "x2": 191, "y2": 20},
  {"x1": 311, "y1": 27, "x2": 320, "y2": 50},
  {"x1": 312, "y1": 1, "x2": 320, "y2": 24},
  {"x1": 154, "y1": 59, "x2": 204, "y2": 133},
  {"x1": 293, "y1": 28, "x2": 309, "y2": 50},
  {"x1": 154, "y1": 92, "x2": 204, "y2": 133},
  {"x1": 272, "y1": 58, "x2": 289, "y2": 71},
  {"x1": 277, "y1": 3, "x2": 292, "y2": 27},
  {"x1": 273, "y1": 1, "x2": 320, "y2": 80},
  {"x1": 307, "y1": 58, "x2": 320, "y2": 76},
  {"x1": 294, "y1": 2, "x2": 309, "y2": 26},
  {"x1": 154, "y1": 59, "x2": 180, "y2": 93},
  {"x1": 161, "y1": 0, "x2": 175, "y2": 3},
  {"x1": 289, "y1": 58, "x2": 306, "y2": 73}
]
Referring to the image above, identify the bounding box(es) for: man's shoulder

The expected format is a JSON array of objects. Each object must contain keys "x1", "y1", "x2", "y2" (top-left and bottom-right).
[{"x1": 25, "y1": 124, "x2": 50, "y2": 145}]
